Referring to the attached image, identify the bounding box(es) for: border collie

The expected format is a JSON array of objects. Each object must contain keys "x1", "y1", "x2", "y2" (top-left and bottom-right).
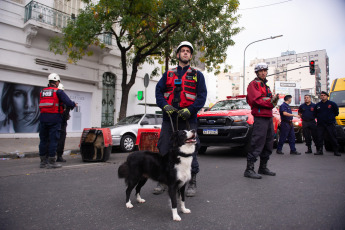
[{"x1": 118, "y1": 129, "x2": 197, "y2": 221}]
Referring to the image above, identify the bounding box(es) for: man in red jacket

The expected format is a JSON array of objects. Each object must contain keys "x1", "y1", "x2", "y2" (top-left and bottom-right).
[{"x1": 244, "y1": 63, "x2": 279, "y2": 179}]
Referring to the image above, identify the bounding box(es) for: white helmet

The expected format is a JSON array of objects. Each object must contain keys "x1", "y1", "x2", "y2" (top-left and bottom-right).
[
  {"x1": 254, "y1": 63, "x2": 268, "y2": 72},
  {"x1": 176, "y1": 41, "x2": 194, "y2": 54},
  {"x1": 58, "y1": 83, "x2": 64, "y2": 90},
  {"x1": 48, "y1": 73, "x2": 60, "y2": 82}
]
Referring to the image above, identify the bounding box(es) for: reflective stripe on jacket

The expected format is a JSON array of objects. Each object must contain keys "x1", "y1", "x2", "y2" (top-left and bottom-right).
[
  {"x1": 164, "y1": 67, "x2": 197, "y2": 108},
  {"x1": 39, "y1": 87, "x2": 63, "y2": 114}
]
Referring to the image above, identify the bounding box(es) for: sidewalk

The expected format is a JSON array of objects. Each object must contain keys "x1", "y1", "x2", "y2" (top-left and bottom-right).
[{"x1": 0, "y1": 137, "x2": 81, "y2": 159}]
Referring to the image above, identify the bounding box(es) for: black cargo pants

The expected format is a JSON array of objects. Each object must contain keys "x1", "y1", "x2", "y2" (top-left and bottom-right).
[{"x1": 247, "y1": 117, "x2": 274, "y2": 163}]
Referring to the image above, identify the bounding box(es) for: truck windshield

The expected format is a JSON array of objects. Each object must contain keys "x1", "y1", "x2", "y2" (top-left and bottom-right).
[
  {"x1": 210, "y1": 99, "x2": 250, "y2": 111},
  {"x1": 330, "y1": 91, "x2": 345, "y2": 107}
]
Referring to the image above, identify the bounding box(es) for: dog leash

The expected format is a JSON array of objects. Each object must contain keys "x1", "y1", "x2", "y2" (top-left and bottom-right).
[{"x1": 167, "y1": 113, "x2": 190, "y2": 132}]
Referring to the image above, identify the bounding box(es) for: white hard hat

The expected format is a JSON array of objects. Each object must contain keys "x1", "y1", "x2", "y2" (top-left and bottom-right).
[
  {"x1": 176, "y1": 41, "x2": 194, "y2": 54},
  {"x1": 254, "y1": 63, "x2": 268, "y2": 72},
  {"x1": 58, "y1": 83, "x2": 64, "y2": 90},
  {"x1": 48, "y1": 73, "x2": 60, "y2": 82}
]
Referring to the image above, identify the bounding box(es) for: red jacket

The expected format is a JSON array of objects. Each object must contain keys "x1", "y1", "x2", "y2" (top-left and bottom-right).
[
  {"x1": 246, "y1": 77, "x2": 273, "y2": 117},
  {"x1": 39, "y1": 87, "x2": 63, "y2": 114}
]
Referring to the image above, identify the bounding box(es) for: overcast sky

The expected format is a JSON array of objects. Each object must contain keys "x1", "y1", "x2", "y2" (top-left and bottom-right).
[{"x1": 226, "y1": 0, "x2": 345, "y2": 82}]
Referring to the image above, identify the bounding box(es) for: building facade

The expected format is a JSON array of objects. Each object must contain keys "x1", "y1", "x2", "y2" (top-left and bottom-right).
[{"x1": 0, "y1": 0, "x2": 161, "y2": 138}]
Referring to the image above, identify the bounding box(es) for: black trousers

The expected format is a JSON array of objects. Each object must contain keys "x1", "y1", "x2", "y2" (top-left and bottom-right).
[
  {"x1": 317, "y1": 123, "x2": 339, "y2": 151},
  {"x1": 247, "y1": 117, "x2": 274, "y2": 163},
  {"x1": 302, "y1": 120, "x2": 318, "y2": 147},
  {"x1": 56, "y1": 123, "x2": 67, "y2": 157},
  {"x1": 157, "y1": 120, "x2": 200, "y2": 174}
]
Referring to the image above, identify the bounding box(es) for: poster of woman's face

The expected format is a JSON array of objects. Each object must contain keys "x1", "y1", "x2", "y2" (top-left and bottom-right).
[{"x1": 0, "y1": 82, "x2": 42, "y2": 133}]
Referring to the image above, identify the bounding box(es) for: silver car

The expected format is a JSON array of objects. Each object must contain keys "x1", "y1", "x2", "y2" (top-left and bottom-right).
[{"x1": 109, "y1": 114, "x2": 162, "y2": 152}]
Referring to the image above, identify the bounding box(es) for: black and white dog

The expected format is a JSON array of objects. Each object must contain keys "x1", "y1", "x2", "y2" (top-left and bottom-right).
[{"x1": 118, "y1": 129, "x2": 197, "y2": 221}]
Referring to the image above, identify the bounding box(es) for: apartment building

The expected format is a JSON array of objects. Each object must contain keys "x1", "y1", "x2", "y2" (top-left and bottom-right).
[{"x1": 0, "y1": 0, "x2": 160, "y2": 137}]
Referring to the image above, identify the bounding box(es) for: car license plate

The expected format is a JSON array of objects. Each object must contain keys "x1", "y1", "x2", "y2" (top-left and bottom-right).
[{"x1": 203, "y1": 129, "x2": 218, "y2": 135}]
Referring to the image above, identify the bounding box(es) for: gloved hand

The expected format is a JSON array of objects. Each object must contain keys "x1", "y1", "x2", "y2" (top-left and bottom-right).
[
  {"x1": 178, "y1": 108, "x2": 191, "y2": 120},
  {"x1": 271, "y1": 94, "x2": 279, "y2": 107},
  {"x1": 163, "y1": 105, "x2": 177, "y2": 115}
]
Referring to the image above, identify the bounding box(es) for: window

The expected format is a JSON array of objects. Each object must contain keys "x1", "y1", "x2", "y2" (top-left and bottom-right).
[
  {"x1": 272, "y1": 61, "x2": 276, "y2": 64},
  {"x1": 141, "y1": 114, "x2": 157, "y2": 125},
  {"x1": 303, "y1": 56, "x2": 307, "y2": 61},
  {"x1": 315, "y1": 54, "x2": 318, "y2": 57},
  {"x1": 266, "y1": 62, "x2": 270, "y2": 65},
  {"x1": 297, "y1": 57, "x2": 301, "y2": 62},
  {"x1": 290, "y1": 58, "x2": 295, "y2": 62}
]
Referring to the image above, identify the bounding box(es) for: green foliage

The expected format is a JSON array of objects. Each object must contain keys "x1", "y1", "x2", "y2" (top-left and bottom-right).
[{"x1": 49, "y1": 0, "x2": 242, "y2": 118}]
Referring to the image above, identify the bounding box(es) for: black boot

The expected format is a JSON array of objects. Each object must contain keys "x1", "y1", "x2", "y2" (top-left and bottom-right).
[
  {"x1": 314, "y1": 148, "x2": 323, "y2": 155},
  {"x1": 56, "y1": 156, "x2": 66, "y2": 162},
  {"x1": 39, "y1": 156, "x2": 48, "y2": 168},
  {"x1": 290, "y1": 150, "x2": 301, "y2": 155},
  {"x1": 258, "y1": 161, "x2": 276, "y2": 176},
  {"x1": 334, "y1": 150, "x2": 341, "y2": 156},
  {"x1": 47, "y1": 157, "x2": 62, "y2": 169},
  {"x1": 305, "y1": 146, "x2": 312, "y2": 154},
  {"x1": 244, "y1": 161, "x2": 262, "y2": 179},
  {"x1": 186, "y1": 174, "x2": 197, "y2": 197}
]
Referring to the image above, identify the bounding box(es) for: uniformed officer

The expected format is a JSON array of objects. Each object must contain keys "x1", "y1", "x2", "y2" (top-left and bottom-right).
[
  {"x1": 298, "y1": 95, "x2": 318, "y2": 154},
  {"x1": 276, "y1": 95, "x2": 301, "y2": 155},
  {"x1": 155, "y1": 41, "x2": 207, "y2": 195},
  {"x1": 245, "y1": 63, "x2": 279, "y2": 179},
  {"x1": 38, "y1": 73, "x2": 76, "y2": 168},
  {"x1": 314, "y1": 91, "x2": 340, "y2": 156}
]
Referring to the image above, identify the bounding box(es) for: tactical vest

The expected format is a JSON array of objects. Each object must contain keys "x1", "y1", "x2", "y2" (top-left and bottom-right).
[
  {"x1": 164, "y1": 67, "x2": 197, "y2": 108},
  {"x1": 39, "y1": 87, "x2": 63, "y2": 114}
]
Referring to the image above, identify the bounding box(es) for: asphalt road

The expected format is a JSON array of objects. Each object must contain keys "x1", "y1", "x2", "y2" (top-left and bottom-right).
[{"x1": 0, "y1": 143, "x2": 344, "y2": 230}]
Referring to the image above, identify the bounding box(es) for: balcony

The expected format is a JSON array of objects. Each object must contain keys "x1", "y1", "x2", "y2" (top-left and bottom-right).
[
  {"x1": 24, "y1": 1, "x2": 112, "y2": 45},
  {"x1": 24, "y1": 1, "x2": 71, "y2": 29}
]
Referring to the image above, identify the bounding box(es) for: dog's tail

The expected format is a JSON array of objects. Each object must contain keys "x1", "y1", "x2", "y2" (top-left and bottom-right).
[{"x1": 118, "y1": 161, "x2": 129, "y2": 179}]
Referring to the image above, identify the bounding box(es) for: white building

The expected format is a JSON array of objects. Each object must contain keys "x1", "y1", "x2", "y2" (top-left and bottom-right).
[{"x1": 0, "y1": 0, "x2": 161, "y2": 138}]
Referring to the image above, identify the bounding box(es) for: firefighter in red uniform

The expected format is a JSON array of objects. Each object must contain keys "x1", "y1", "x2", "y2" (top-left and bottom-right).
[
  {"x1": 154, "y1": 41, "x2": 207, "y2": 196},
  {"x1": 38, "y1": 73, "x2": 76, "y2": 169},
  {"x1": 244, "y1": 63, "x2": 279, "y2": 179}
]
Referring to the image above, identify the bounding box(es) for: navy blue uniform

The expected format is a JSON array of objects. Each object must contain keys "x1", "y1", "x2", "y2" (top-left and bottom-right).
[
  {"x1": 39, "y1": 89, "x2": 76, "y2": 158},
  {"x1": 277, "y1": 102, "x2": 296, "y2": 152},
  {"x1": 156, "y1": 65, "x2": 207, "y2": 174},
  {"x1": 56, "y1": 107, "x2": 71, "y2": 158},
  {"x1": 315, "y1": 100, "x2": 339, "y2": 152},
  {"x1": 298, "y1": 103, "x2": 318, "y2": 148}
]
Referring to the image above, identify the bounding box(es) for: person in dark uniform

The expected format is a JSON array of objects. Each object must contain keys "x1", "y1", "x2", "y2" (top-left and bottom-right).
[
  {"x1": 39, "y1": 73, "x2": 76, "y2": 169},
  {"x1": 56, "y1": 83, "x2": 71, "y2": 162},
  {"x1": 298, "y1": 95, "x2": 318, "y2": 154},
  {"x1": 314, "y1": 91, "x2": 340, "y2": 156},
  {"x1": 276, "y1": 95, "x2": 301, "y2": 155},
  {"x1": 154, "y1": 41, "x2": 207, "y2": 196},
  {"x1": 244, "y1": 63, "x2": 279, "y2": 179}
]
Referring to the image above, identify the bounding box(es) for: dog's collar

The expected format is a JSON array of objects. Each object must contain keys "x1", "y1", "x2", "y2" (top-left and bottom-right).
[{"x1": 178, "y1": 153, "x2": 193, "y2": 158}]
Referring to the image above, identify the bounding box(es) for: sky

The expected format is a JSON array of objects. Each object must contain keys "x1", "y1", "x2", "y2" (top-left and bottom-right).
[{"x1": 226, "y1": 0, "x2": 345, "y2": 81}]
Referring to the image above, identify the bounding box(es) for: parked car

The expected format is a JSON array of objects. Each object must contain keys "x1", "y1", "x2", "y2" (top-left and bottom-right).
[
  {"x1": 197, "y1": 95, "x2": 281, "y2": 155},
  {"x1": 108, "y1": 114, "x2": 162, "y2": 152},
  {"x1": 291, "y1": 109, "x2": 303, "y2": 143}
]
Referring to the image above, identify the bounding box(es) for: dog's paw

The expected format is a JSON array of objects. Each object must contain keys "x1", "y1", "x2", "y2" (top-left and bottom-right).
[
  {"x1": 172, "y1": 208, "x2": 181, "y2": 221},
  {"x1": 126, "y1": 201, "x2": 133, "y2": 208},
  {"x1": 181, "y1": 207, "x2": 191, "y2": 214},
  {"x1": 136, "y1": 194, "x2": 146, "y2": 203}
]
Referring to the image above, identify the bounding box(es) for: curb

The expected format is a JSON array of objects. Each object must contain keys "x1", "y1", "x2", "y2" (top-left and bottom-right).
[{"x1": 0, "y1": 149, "x2": 80, "y2": 159}]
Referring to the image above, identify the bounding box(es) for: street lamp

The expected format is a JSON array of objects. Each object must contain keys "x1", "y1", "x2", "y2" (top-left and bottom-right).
[{"x1": 242, "y1": 35, "x2": 283, "y2": 94}]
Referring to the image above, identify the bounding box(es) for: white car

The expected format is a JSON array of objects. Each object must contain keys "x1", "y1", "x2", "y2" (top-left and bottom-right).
[{"x1": 109, "y1": 114, "x2": 162, "y2": 152}]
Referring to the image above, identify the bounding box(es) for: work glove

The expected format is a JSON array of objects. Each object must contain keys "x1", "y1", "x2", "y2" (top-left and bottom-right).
[
  {"x1": 163, "y1": 105, "x2": 177, "y2": 115},
  {"x1": 178, "y1": 108, "x2": 191, "y2": 120},
  {"x1": 271, "y1": 94, "x2": 279, "y2": 107}
]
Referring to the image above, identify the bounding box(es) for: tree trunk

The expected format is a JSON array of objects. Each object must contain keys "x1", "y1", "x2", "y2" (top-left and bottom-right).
[{"x1": 119, "y1": 85, "x2": 130, "y2": 121}]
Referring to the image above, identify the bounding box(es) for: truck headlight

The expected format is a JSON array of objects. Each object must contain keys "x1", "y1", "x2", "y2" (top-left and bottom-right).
[{"x1": 232, "y1": 115, "x2": 248, "y2": 122}]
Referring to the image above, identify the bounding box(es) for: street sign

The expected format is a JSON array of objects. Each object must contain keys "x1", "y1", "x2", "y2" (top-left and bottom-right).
[{"x1": 144, "y1": 73, "x2": 149, "y2": 88}]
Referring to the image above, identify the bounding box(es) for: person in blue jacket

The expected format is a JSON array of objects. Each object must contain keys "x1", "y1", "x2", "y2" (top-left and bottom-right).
[
  {"x1": 276, "y1": 95, "x2": 301, "y2": 155},
  {"x1": 154, "y1": 41, "x2": 207, "y2": 197},
  {"x1": 38, "y1": 73, "x2": 77, "y2": 168},
  {"x1": 298, "y1": 94, "x2": 318, "y2": 154},
  {"x1": 314, "y1": 91, "x2": 340, "y2": 156}
]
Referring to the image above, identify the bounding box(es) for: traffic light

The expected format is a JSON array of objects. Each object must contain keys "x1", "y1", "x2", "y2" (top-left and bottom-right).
[
  {"x1": 309, "y1": 60, "x2": 315, "y2": 75},
  {"x1": 137, "y1": 91, "x2": 144, "y2": 100}
]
